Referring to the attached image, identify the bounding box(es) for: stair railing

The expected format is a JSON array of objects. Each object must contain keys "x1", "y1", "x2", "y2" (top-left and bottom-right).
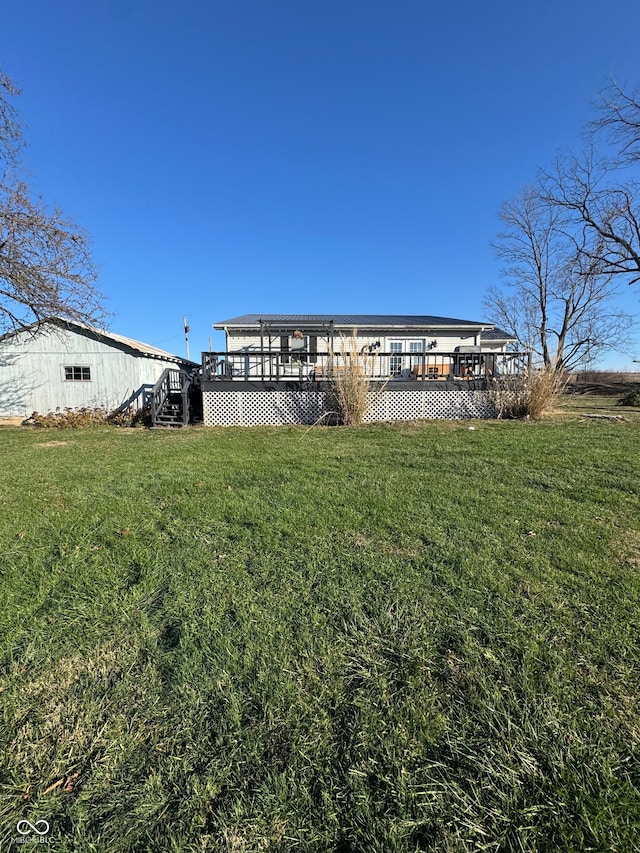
[{"x1": 151, "y1": 368, "x2": 193, "y2": 426}]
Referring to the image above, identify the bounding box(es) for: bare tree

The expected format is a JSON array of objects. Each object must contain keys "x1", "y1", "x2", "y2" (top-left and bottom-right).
[
  {"x1": 0, "y1": 71, "x2": 23, "y2": 164},
  {"x1": 540, "y1": 150, "x2": 640, "y2": 285},
  {"x1": 590, "y1": 80, "x2": 640, "y2": 166},
  {"x1": 539, "y1": 82, "x2": 640, "y2": 287},
  {"x1": 485, "y1": 186, "x2": 633, "y2": 370},
  {"x1": 0, "y1": 70, "x2": 106, "y2": 335}
]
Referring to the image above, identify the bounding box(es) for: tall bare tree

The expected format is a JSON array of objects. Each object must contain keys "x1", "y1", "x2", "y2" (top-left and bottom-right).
[
  {"x1": 485, "y1": 186, "x2": 632, "y2": 370},
  {"x1": 540, "y1": 150, "x2": 640, "y2": 285},
  {"x1": 590, "y1": 80, "x2": 640, "y2": 166},
  {"x1": 0, "y1": 70, "x2": 106, "y2": 335},
  {"x1": 539, "y1": 82, "x2": 640, "y2": 286},
  {"x1": 0, "y1": 71, "x2": 23, "y2": 164}
]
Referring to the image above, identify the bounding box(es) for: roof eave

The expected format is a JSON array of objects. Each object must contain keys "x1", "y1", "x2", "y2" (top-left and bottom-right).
[{"x1": 215, "y1": 321, "x2": 494, "y2": 332}]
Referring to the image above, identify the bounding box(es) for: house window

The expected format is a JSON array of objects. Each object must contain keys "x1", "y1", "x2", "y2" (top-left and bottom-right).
[
  {"x1": 389, "y1": 341, "x2": 403, "y2": 376},
  {"x1": 290, "y1": 331, "x2": 307, "y2": 351},
  {"x1": 408, "y1": 340, "x2": 424, "y2": 367},
  {"x1": 64, "y1": 366, "x2": 91, "y2": 381},
  {"x1": 289, "y1": 331, "x2": 307, "y2": 362}
]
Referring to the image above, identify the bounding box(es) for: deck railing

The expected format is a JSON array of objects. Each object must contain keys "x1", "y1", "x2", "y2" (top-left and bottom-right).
[{"x1": 201, "y1": 350, "x2": 529, "y2": 383}]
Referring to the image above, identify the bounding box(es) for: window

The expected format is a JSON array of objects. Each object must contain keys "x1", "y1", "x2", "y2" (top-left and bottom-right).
[
  {"x1": 64, "y1": 366, "x2": 91, "y2": 381},
  {"x1": 290, "y1": 332, "x2": 307, "y2": 351},
  {"x1": 389, "y1": 341, "x2": 403, "y2": 376},
  {"x1": 289, "y1": 331, "x2": 307, "y2": 362},
  {"x1": 409, "y1": 340, "x2": 424, "y2": 368}
]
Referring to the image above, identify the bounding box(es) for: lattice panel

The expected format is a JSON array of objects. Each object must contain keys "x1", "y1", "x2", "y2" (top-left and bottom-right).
[
  {"x1": 203, "y1": 391, "x2": 326, "y2": 426},
  {"x1": 203, "y1": 388, "x2": 494, "y2": 426},
  {"x1": 363, "y1": 389, "x2": 493, "y2": 421}
]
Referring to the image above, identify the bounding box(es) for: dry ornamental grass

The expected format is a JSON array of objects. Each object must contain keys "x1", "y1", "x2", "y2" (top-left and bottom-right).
[
  {"x1": 326, "y1": 332, "x2": 386, "y2": 425},
  {"x1": 490, "y1": 369, "x2": 565, "y2": 420}
]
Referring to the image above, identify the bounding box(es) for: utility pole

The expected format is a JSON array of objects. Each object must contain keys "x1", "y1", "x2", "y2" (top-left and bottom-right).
[{"x1": 183, "y1": 316, "x2": 190, "y2": 361}]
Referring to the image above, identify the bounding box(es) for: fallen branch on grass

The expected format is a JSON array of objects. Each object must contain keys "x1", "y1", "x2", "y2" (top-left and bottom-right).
[{"x1": 583, "y1": 413, "x2": 627, "y2": 421}]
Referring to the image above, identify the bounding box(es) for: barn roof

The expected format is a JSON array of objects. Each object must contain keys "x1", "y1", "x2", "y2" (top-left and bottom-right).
[{"x1": 0, "y1": 317, "x2": 198, "y2": 365}]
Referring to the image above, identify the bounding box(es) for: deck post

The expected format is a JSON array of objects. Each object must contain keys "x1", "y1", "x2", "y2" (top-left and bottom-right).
[{"x1": 259, "y1": 320, "x2": 265, "y2": 382}]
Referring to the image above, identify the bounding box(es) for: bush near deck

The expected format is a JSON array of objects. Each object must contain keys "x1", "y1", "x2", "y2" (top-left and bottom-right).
[{"x1": 1, "y1": 421, "x2": 639, "y2": 852}]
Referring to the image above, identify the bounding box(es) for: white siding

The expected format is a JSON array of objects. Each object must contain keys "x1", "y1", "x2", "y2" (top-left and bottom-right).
[
  {"x1": 0, "y1": 326, "x2": 182, "y2": 418},
  {"x1": 225, "y1": 329, "x2": 492, "y2": 353}
]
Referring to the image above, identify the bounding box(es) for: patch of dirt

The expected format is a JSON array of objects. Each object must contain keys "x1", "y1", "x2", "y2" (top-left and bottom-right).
[{"x1": 37, "y1": 441, "x2": 70, "y2": 447}]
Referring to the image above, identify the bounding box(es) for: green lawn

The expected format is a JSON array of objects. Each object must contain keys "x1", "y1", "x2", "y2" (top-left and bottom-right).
[
  {"x1": 559, "y1": 382, "x2": 640, "y2": 420},
  {"x1": 1, "y1": 420, "x2": 639, "y2": 852}
]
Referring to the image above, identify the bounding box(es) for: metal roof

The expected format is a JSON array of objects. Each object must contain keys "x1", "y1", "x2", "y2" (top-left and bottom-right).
[
  {"x1": 479, "y1": 327, "x2": 515, "y2": 342},
  {"x1": 0, "y1": 317, "x2": 198, "y2": 364},
  {"x1": 214, "y1": 313, "x2": 492, "y2": 329}
]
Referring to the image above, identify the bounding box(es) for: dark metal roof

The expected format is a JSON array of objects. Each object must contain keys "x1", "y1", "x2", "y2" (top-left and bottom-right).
[
  {"x1": 214, "y1": 313, "x2": 491, "y2": 329},
  {"x1": 479, "y1": 327, "x2": 516, "y2": 341}
]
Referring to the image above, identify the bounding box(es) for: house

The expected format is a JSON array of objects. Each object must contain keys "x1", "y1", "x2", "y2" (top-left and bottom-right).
[
  {"x1": 208, "y1": 314, "x2": 519, "y2": 381},
  {"x1": 0, "y1": 317, "x2": 197, "y2": 419},
  {"x1": 200, "y1": 314, "x2": 524, "y2": 426}
]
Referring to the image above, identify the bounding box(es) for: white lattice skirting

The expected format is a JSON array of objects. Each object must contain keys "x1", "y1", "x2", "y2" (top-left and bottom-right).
[{"x1": 203, "y1": 388, "x2": 495, "y2": 426}]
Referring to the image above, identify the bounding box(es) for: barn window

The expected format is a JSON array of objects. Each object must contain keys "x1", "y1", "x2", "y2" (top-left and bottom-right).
[{"x1": 64, "y1": 366, "x2": 91, "y2": 381}]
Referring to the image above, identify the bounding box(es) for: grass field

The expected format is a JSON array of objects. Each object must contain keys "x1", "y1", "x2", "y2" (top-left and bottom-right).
[
  {"x1": 1, "y1": 417, "x2": 639, "y2": 851},
  {"x1": 560, "y1": 382, "x2": 640, "y2": 421}
]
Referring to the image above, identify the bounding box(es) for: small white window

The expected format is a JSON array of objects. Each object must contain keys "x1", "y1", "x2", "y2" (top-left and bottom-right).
[{"x1": 64, "y1": 366, "x2": 91, "y2": 381}]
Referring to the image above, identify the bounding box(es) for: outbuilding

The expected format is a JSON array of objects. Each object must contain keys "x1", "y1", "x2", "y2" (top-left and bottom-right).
[{"x1": 0, "y1": 317, "x2": 196, "y2": 418}]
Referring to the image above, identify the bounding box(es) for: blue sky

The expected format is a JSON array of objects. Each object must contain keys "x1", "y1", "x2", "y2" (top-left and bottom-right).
[{"x1": 3, "y1": 0, "x2": 640, "y2": 364}]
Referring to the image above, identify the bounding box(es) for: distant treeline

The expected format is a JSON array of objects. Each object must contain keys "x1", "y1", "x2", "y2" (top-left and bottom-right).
[{"x1": 569, "y1": 370, "x2": 640, "y2": 383}]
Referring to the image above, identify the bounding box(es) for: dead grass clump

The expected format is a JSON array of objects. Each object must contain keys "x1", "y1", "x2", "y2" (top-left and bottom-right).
[
  {"x1": 23, "y1": 407, "x2": 109, "y2": 428},
  {"x1": 490, "y1": 369, "x2": 565, "y2": 420},
  {"x1": 7, "y1": 638, "x2": 153, "y2": 798},
  {"x1": 22, "y1": 405, "x2": 150, "y2": 428},
  {"x1": 326, "y1": 332, "x2": 384, "y2": 426}
]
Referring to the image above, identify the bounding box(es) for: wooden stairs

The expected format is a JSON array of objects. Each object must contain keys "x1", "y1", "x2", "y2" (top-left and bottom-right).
[{"x1": 150, "y1": 368, "x2": 199, "y2": 427}]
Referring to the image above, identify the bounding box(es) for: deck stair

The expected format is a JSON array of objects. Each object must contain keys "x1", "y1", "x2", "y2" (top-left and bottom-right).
[{"x1": 150, "y1": 368, "x2": 195, "y2": 427}]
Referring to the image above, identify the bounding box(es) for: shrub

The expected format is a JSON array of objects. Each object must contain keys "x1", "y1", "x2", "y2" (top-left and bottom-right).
[
  {"x1": 490, "y1": 369, "x2": 564, "y2": 420},
  {"x1": 107, "y1": 405, "x2": 152, "y2": 427},
  {"x1": 22, "y1": 405, "x2": 150, "y2": 428},
  {"x1": 326, "y1": 332, "x2": 385, "y2": 426},
  {"x1": 23, "y1": 407, "x2": 108, "y2": 428},
  {"x1": 617, "y1": 391, "x2": 640, "y2": 408}
]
